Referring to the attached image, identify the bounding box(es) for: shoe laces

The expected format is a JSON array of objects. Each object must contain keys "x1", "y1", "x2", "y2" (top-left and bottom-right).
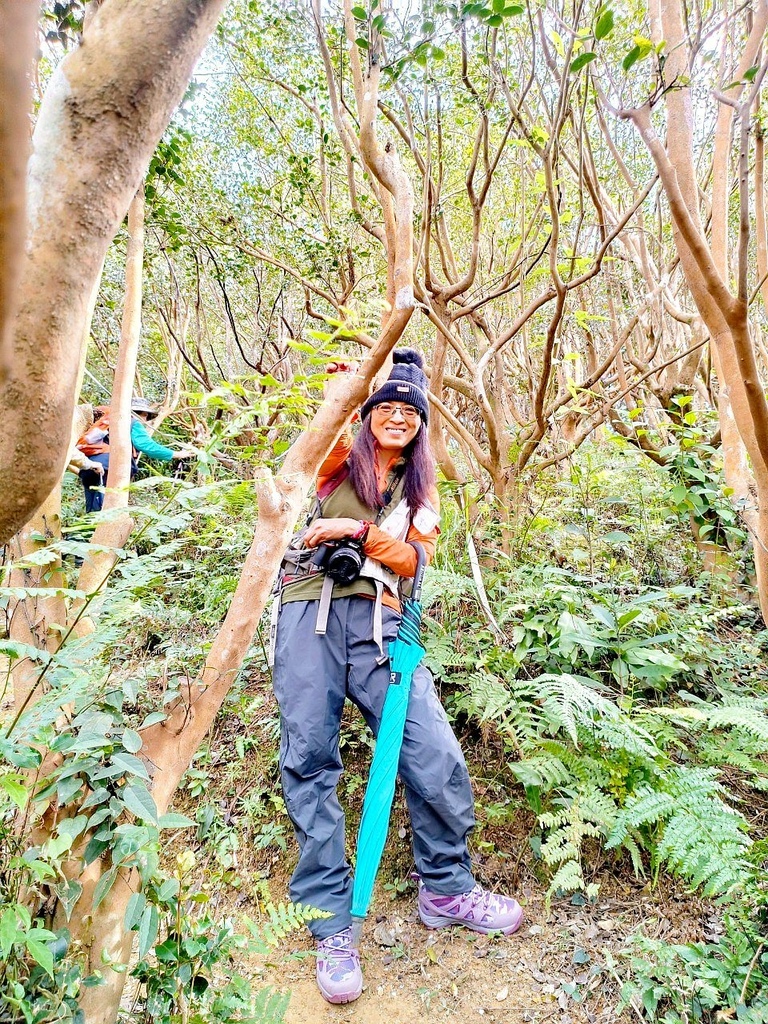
[
  {"x1": 463, "y1": 885, "x2": 503, "y2": 916},
  {"x1": 318, "y1": 928, "x2": 356, "y2": 955}
]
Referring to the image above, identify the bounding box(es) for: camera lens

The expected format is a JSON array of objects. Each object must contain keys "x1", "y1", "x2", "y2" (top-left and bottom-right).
[{"x1": 326, "y1": 544, "x2": 364, "y2": 584}]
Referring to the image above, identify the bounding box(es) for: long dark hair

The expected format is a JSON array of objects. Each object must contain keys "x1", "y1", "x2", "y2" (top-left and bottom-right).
[{"x1": 347, "y1": 418, "x2": 436, "y2": 513}]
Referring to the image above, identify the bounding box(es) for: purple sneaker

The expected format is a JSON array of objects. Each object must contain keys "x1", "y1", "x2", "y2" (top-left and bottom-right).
[
  {"x1": 315, "y1": 927, "x2": 363, "y2": 1004},
  {"x1": 418, "y1": 881, "x2": 523, "y2": 935}
]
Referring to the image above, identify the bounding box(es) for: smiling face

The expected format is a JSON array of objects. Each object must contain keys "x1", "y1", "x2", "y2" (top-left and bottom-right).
[{"x1": 369, "y1": 402, "x2": 421, "y2": 453}]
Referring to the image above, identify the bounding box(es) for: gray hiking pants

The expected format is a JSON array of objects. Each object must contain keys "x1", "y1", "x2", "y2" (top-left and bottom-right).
[{"x1": 272, "y1": 596, "x2": 476, "y2": 939}]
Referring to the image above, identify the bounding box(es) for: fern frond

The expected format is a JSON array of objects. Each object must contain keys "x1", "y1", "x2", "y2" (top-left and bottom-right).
[
  {"x1": 535, "y1": 673, "x2": 617, "y2": 744},
  {"x1": 250, "y1": 987, "x2": 291, "y2": 1024},
  {"x1": 538, "y1": 785, "x2": 616, "y2": 905},
  {"x1": 509, "y1": 754, "x2": 572, "y2": 793},
  {"x1": 606, "y1": 789, "x2": 677, "y2": 847},
  {"x1": 706, "y1": 706, "x2": 768, "y2": 745},
  {"x1": 608, "y1": 767, "x2": 750, "y2": 895},
  {"x1": 649, "y1": 703, "x2": 768, "y2": 747},
  {"x1": 696, "y1": 732, "x2": 768, "y2": 785},
  {"x1": 546, "y1": 859, "x2": 586, "y2": 899},
  {"x1": 422, "y1": 568, "x2": 477, "y2": 610},
  {"x1": 244, "y1": 902, "x2": 331, "y2": 952},
  {"x1": 594, "y1": 718, "x2": 666, "y2": 768}
]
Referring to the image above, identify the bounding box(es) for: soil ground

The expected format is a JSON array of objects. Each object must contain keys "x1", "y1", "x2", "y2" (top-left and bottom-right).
[
  {"x1": 238, "y1": 829, "x2": 714, "y2": 1024},
  {"x1": 247, "y1": 876, "x2": 713, "y2": 1024}
]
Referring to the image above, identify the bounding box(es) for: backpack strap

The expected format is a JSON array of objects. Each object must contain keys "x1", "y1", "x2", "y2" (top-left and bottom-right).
[
  {"x1": 372, "y1": 580, "x2": 386, "y2": 662},
  {"x1": 318, "y1": 463, "x2": 350, "y2": 501}
]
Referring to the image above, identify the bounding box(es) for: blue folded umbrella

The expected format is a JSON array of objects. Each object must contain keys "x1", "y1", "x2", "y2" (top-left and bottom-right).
[{"x1": 351, "y1": 544, "x2": 426, "y2": 943}]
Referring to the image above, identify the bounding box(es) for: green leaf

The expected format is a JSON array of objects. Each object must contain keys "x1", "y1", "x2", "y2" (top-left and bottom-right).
[
  {"x1": 158, "y1": 812, "x2": 195, "y2": 829},
  {"x1": 92, "y1": 866, "x2": 118, "y2": 911},
  {"x1": 570, "y1": 52, "x2": 597, "y2": 72},
  {"x1": 550, "y1": 29, "x2": 565, "y2": 57},
  {"x1": 155, "y1": 878, "x2": 180, "y2": 902},
  {"x1": 138, "y1": 905, "x2": 159, "y2": 958},
  {"x1": 622, "y1": 45, "x2": 641, "y2": 70},
  {"x1": 125, "y1": 892, "x2": 146, "y2": 931},
  {"x1": 0, "y1": 774, "x2": 27, "y2": 809},
  {"x1": 0, "y1": 909, "x2": 19, "y2": 956},
  {"x1": 57, "y1": 815, "x2": 88, "y2": 841},
  {"x1": 83, "y1": 836, "x2": 110, "y2": 866},
  {"x1": 617, "y1": 608, "x2": 642, "y2": 628},
  {"x1": 351, "y1": 5, "x2": 366, "y2": 17},
  {"x1": 488, "y1": 13, "x2": 503, "y2": 25},
  {"x1": 52, "y1": 880, "x2": 83, "y2": 922},
  {"x1": 140, "y1": 712, "x2": 167, "y2": 728},
  {"x1": 594, "y1": 10, "x2": 614, "y2": 38},
  {"x1": 26, "y1": 936, "x2": 54, "y2": 977},
  {"x1": 81, "y1": 786, "x2": 110, "y2": 810},
  {"x1": 111, "y1": 752, "x2": 150, "y2": 781},
  {"x1": 121, "y1": 782, "x2": 158, "y2": 825},
  {"x1": 604, "y1": 530, "x2": 631, "y2": 544},
  {"x1": 57, "y1": 776, "x2": 84, "y2": 804}
]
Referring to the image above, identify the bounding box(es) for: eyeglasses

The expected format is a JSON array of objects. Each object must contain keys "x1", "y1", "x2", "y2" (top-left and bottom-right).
[{"x1": 372, "y1": 403, "x2": 420, "y2": 422}]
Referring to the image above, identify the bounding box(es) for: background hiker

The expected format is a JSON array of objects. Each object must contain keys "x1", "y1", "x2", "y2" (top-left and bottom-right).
[
  {"x1": 66, "y1": 403, "x2": 107, "y2": 480},
  {"x1": 271, "y1": 350, "x2": 523, "y2": 1006},
  {"x1": 76, "y1": 396, "x2": 190, "y2": 513}
]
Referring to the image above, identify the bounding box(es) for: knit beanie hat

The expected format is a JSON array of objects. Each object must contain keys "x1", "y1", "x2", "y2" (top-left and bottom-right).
[{"x1": 361, "y1": 349, "x2": 429, "y2": 424}]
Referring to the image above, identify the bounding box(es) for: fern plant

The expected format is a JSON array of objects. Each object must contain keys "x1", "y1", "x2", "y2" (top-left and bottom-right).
[
  {"x1": 424, "y1": 560, "x2": 762, "y2": 905},
  {"x1": 538, "y1": 785, "x2": 619, "y2": 904},
  {"x1": 607, "y1": 767, "x2": 750, "y2": 895}
]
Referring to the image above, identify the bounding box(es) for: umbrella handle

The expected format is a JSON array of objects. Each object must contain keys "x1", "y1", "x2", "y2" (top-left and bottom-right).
[{"x1": 407, "y1": 541, "x2": 426, "y2": 602}]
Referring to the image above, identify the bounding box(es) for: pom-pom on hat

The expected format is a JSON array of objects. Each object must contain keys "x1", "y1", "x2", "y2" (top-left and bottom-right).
[{"x1": 361, "y1": 349, "x2": 429, "y2": 424}]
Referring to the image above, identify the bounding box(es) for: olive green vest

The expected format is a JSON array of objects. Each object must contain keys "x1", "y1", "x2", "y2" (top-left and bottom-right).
[{"x1": 280, "y1": 469, "x2": 408, "y2": 605}]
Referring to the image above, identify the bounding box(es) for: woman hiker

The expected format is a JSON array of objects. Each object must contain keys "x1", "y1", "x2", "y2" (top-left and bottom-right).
[
  {"x1": 76, "y1": 397, "x2": 189, "y2": 513},
  {"x1": 271, "y1": 350, "x2": 523, "y2": 1005}
]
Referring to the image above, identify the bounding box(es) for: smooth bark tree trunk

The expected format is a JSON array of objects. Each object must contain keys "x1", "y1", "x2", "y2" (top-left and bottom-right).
[
  {"x1": 624, "y1": 0, "x2": 768, "y2": 619},
  {"x1": 5, "y1": 490, "x2": 66, "y2": 719},
  {"x1": 47, "y1": 21, "x2": 416, "y2": 1019},
  {"x1": 76, "y1": 189, "x2": 146, "y2": 619},
  {"x1": 0, "y1": 0, "x2": 39, "y2": 385}
]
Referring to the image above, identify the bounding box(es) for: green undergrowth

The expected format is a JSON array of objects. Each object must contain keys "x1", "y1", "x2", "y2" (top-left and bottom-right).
[
  {"x1": 4, "y1": 441, "x2": 768, "y2": 1022},
  {"x1": 423, "y1": 452, "x2": 768, "y2": 1021}
]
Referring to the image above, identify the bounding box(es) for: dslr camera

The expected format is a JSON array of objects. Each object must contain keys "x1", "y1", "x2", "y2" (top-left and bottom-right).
[{"x1": 311, "y1": 538, "x2": 365, "y2": 585}]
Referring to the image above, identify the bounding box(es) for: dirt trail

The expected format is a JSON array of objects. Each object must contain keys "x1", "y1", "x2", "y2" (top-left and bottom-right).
[
  {"x1": 275, "y1": 921, "x2": 543, "y2": 1023},
  {"x1": 249, "y1": 880, "x2": 707, "y2": 1023}
]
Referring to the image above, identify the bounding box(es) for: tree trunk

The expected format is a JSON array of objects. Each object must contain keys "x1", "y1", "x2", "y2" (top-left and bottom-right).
[
  {"x1": 626, "y1": 2, "x2": 768, "y2": 614},
  {"x1": 0, "y1": 0, "x2": 229, "y2": 546},
  {"x1": 76, "y1": 189, "x2": 146, "y2": 619},
  {"x1": 0, "y1": 0, "x2": 39, "y2": 385},
  {"x1": 5, "y1": 490, "x2": 66, "y2": 719}
]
